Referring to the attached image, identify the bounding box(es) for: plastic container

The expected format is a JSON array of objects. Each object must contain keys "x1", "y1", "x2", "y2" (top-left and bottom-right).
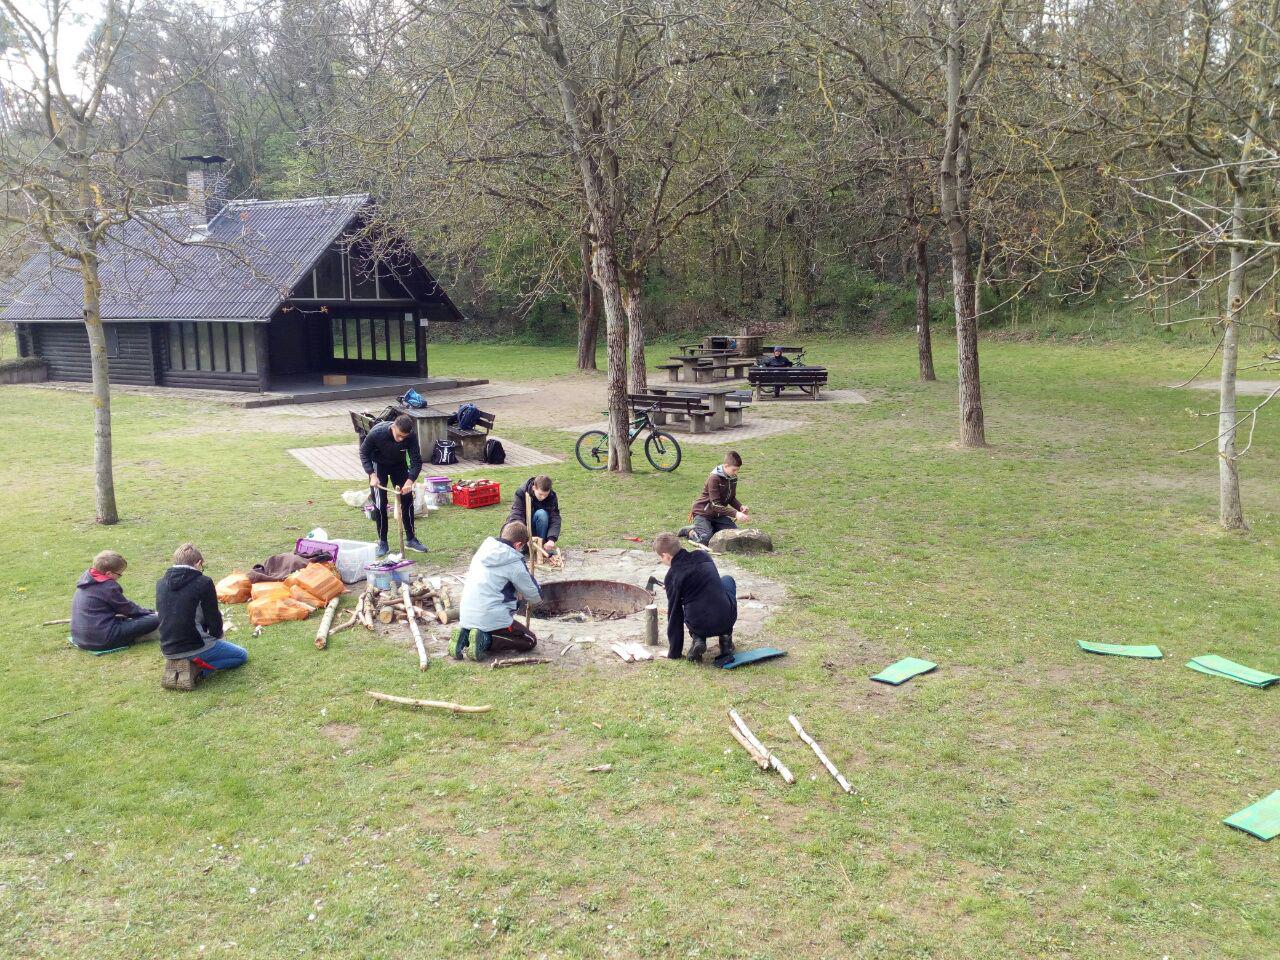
[
  {"x1": 330, "y1": 538, "x2": 380, "y2": 584},
  {"x1": 364, "y1": 559, "x2": 416, "y2": 591},
  {"x1": 425, "y1": 476, "x2": 452, "y2": 508},
  {"x1": 452, "y1": 481, "x2": 501, "y2": 509},
  {"x1": 295, "y1": 537, "x2": 339, "y2": 562}
]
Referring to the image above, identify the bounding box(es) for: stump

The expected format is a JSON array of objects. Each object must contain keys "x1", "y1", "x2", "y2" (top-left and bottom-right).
[{"x1": 709, "y1": 528, "x2": 774, "y2": 554}]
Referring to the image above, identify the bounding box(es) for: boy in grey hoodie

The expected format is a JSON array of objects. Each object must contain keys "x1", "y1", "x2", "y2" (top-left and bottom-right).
[{"x1": 451, "y1": 521, "x2": 543, "y2": 662}]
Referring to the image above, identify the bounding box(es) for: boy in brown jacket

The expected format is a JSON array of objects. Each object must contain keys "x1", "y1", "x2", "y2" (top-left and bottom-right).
[{"x1": 680, "y1": 451, "x2": 749, "y2": 545}]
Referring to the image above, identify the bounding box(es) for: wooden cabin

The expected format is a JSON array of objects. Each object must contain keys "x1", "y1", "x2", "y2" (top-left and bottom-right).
[{"x1": 1, "y1": 164, "x2": 462, "y2": 394}]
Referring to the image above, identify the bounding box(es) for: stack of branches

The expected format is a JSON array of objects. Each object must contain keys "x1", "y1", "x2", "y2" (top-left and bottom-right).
[{"x1": 354, "y1": 577, "x2": 459, "y2": 630}]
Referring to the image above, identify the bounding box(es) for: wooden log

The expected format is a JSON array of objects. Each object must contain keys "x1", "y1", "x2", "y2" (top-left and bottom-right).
[
  {"x1": 377, "y1": 608, "x2": 395, "y2": 625},
  {"x1": 728, "y1": 709, "x2": 795, "y2": 784},
  {"x1": 367, "y1": 690, "x2": 491, "y2": 713},
  {"x1": 788, "y1": 715, "x2": 853, "y2": 794},
  {"x1": 433, "y1": 595, "x2": 448, "y2": 625},
  {"x1": 490, "y1": 656, "x2": 552, "y2": 669},
  {"x1": 728, "y1": 723, "x2": 770, "y2": 769},
  {"x1": 401, "y1": 583, "x2": 429, "y2": 671},
  {"x1": 314, "y1": 596, "x2": 340, "y2": 650},
  {"x1": 644, "y1": 604, "x2": 659, "y2": 645}
]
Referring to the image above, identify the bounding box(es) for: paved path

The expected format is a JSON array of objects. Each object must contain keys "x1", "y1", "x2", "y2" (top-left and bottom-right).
[
  {"x1": 287, "y1": 437, "x2": 561, "y2": 481},
  {"x1": 1181, "y1": 379, "x2": 1280, "y2": 397},
  {"x1": 260, "y1": 382, "x2": 536, "y2": 418},
  {"x1": 559, "y1": 416, "x2": 810, "y2": 445}
]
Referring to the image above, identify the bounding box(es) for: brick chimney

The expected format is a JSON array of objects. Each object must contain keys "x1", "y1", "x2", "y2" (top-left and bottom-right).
[{"x1": 181, "y1": 156, "x2": 229, "y2": 236}]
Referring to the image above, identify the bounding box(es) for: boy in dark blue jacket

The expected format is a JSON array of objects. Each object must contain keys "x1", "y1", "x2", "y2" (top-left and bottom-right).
[
  {"x1": 653, "y1": 532, "x2": 737, "y2": 662},
  {"x1": 70, "y1": 551, "x2": 159, "y2": 651}
]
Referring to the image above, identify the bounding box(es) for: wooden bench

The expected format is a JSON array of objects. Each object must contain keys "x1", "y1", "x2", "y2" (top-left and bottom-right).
[
  {"x1": 723, "y1": 398, "x2": 751, "y2": 427},
  {"x1": 448, "y1": 409, "x2": 496, "y2": 459},
  {"x1": 748, "y1": 366, "x2": 828, "y2": 400},
  {"x1": 657, "y1": 362, "x2": 687, "y2": 382},
  {"x1": 627, "y1": 393, "x2": 713, "y2": 434},
  {"x1": 350, "y1": 410, "x2": 377, "y2": 442},
  {"x1": 699, "y1": 359, "x2": 754, "y2": 382}
]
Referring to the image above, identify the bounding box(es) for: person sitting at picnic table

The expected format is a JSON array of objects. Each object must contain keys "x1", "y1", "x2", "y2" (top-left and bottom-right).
[
  {"x1": 680, "y1": 451, "x2": 748, "y2": 545},
  {"x1": 653, "y1": 531, "x2": 737, "y2": 662},
  {"x1": 504, "y1": 475, "x2": 562, "y2": 557},
  {"x1": 69, "y1": 550, "x2": 160, "y2": 652},
  {"x1": 157, "y1": 543, "x2": 248, "y2": 689},
  {"x1": 451, "y1": 521, "x2": 543, "y2": 662},
  {"x1": 763, "y1": 345, "x2": 793, "y2": 396},
  {"x1": 359, "y1": 413, "x2": 426, "y2": 556}
]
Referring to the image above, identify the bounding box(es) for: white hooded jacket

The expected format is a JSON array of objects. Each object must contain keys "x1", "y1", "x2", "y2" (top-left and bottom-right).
[{"x1": 459, "y1": 536, "x2": 542, "y2": 632}]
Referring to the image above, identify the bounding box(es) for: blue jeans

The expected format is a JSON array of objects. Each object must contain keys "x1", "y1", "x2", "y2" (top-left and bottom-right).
[
  {"x1": 531, "y1": 509, "x2": 550, "y2": 541},
  {"x1": 194, "y1": 639, "x2": 248, "y2": 675},
  {"x1": 721, "y1": 575, "x2": 738, "y2": 627}
]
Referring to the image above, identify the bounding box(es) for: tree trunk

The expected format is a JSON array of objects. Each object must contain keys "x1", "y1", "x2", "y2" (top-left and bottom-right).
[
  {"x1": 1218, "y1": 173, "x2": 1251, "y2": 530},
  {"x1": 622, "y1": 273, "x2": 648, "y2": 394},
  {"x1": 81, "y1": 252, "x2": 119, "y2": 524},
  {"x1": 940, "y1": 0, "x2": 987, "y2": 447},
  {"x1": 906, "y1": 189, "x2": 936, "y2": 381},
  {"x1": 576, "y1": 232, "x2": 600, "y2": 371}
]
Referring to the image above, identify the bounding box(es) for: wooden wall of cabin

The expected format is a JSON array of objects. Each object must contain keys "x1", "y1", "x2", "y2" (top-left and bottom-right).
[{"x1": 22, "y1": 322, "x2": 158, "y2": 386}]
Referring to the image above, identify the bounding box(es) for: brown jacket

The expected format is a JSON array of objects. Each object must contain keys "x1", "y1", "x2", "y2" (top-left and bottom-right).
[{"x1": 691, "y1": 467, "x2": 741, "y2": 519}]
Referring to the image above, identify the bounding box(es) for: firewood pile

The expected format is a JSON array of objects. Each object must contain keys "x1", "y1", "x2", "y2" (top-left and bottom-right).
[{"x1": 353, "y1": 575, "x2": 459, "y2": 630}]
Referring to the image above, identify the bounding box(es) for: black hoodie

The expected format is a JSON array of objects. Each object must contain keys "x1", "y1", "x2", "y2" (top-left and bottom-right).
[
  {"x1": 155, "y1": 565, "x2": 223, "y2": 659},
  {"x1": 663, "y1": 548, "x2": 736, "y2": 646},
  {"x1": 70, "y1": 570, "x2": 152, "y2": 650}
]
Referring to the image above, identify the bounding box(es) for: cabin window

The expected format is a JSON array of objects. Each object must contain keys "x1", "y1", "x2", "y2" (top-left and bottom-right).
[
  {"x1": 331, "y1": 312, "x2": 417, "y2": 361},
  {"x1": 103, "y1": 325, "x2": 120, "y2": 359},
  {"x1": 167, "y1": 322, "x2": 254, "y2": 373},
  {"x1": 313, "y1": 249, "x2": 345, "y2": 298}
]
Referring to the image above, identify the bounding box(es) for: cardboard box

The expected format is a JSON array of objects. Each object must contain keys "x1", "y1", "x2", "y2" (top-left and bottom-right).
[{"x1": 323, "y1": 374, "x2": 348, "y2": 386}]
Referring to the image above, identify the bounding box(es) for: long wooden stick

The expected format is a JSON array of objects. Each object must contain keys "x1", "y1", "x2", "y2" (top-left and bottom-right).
[
  {"x1": 525, "y1": 491, "x2": 536, "y2": 628},
  {"x1": 327, "y1": 610, "x2": 359, "y2": 638},
  {"x1": 41, "y1": 618, "x2": 71, "y2": 626},
  {"x1": 367, "y1": 690, "x2": 491, "y2": 713},
  {"x1": 314, "y1": 596, "x2": 340, "y2": 650},
  {"x1": 728, "y1": 709, "x2": 795, "y2": 784},
  {"x1": 490, "y1": 656, "x2": 551, "y2": 669},
  {"x1": 401, "y1": 583, "x2": 429, "y2": 670},
  {"x1": 728, "y1": 724, "x2": 770, "y2": 769},
  {"x1": 788, "y1": 715, "x2": 853, "y2": 794}
]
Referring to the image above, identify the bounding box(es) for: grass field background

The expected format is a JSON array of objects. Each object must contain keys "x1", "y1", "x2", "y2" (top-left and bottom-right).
[{"x1": 1, "y1": 332, "x2": 1277, "y2": 958}]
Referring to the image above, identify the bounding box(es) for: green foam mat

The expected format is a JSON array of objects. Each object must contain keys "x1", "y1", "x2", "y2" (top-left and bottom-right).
[
  {"x1": 1078, "y1": 640, "x2": 1163, "y2": 659},
  {"x1": 871, "y1": 657, "x2": 937, "y2": 686},
  {"x1": 1224, "y1": 790, "x2": 1280, "y2": 841},
  {"x1": 68, "y1": 638, "x2": 129, "y2": 656},
  {"x1": 1185, "y1": 655, "x2": 1279, "y2": 689}
]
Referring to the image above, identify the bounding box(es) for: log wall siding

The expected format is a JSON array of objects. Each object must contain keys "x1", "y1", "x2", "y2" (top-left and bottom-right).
[{"x1": 26, "y1": 322, "x2": 158, "y2": 386}]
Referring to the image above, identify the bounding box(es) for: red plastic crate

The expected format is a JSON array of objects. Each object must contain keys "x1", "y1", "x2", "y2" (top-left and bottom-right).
[{"x1": 452, "y1": 481, "x2": 501, "y2": 509}]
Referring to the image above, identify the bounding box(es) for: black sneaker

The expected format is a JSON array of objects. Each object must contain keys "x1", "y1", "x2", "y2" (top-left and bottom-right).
[
  {"x1": 716, "y1": 634, "x2": 735, "y2": 659},
  {"x1": 687, "y1": 636, "x2": 707, "y2": 662},
  {"x1": 677, "y1": 526, "x2": 691, "y2": 539},
  {"x1": 375, "y1": 540, "x2": 390, "y2": 557},
  {"x1": 405, "y1": 538, "x2": 427, "y2": 553}
]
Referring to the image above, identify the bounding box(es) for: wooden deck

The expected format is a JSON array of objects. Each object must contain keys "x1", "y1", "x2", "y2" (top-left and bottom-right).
[{"x1": 287, "y1": 437, "x2": 561, "y2": 481}]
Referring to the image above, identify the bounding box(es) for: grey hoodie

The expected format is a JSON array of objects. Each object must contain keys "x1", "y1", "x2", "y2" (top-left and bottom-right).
[{"x1": 459, "y1": 537, "x2": 542, "y2": 632}]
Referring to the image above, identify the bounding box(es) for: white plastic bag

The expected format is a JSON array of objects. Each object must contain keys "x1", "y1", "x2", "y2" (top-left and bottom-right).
[{"x1": 341, "y1": 490, "x2": 369, "y2": 508}]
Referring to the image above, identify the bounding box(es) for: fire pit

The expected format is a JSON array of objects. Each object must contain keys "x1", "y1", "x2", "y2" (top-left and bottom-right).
[{"x1": 533, "y1": 580, "x2": 652, "y2": 621}]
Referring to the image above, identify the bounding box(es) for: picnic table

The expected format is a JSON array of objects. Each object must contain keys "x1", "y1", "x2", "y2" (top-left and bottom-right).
[
  {"x1": 647, "y1": 382, "x2": 749, "y2": 431},
  {"x1": 388, "y1": 403, "x2": 454, "y2": 460}
]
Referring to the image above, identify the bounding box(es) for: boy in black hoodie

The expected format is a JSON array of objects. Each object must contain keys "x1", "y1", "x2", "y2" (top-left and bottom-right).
[
  {"x1": 157, "y1": 543, "x2": 247, "y2": 689},
  {"x1": 653, "y1": 532, "x2": 737, "y2": 662},
  {"x1": 70, "y1": 550, "x2": 159, "y2": 651}
]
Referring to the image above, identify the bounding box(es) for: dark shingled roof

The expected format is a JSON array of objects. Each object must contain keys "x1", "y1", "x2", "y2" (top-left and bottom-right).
[{"x1": 0, "y1": 193, "x2": 377, "y2": 322}]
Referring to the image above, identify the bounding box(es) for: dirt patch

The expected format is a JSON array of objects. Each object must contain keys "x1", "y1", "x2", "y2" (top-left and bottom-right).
[{"x1": 320, "y1": 723, "x2": 360, "y2": 747}]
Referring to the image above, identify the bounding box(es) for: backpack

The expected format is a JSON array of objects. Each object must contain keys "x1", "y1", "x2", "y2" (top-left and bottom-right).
[
  {"x1": 430, "y1": 439, "x2": 458, "y2": 465},
  {"x1": 482, "y1": 438, "x2": 506, "y2": 464},
  {"x1": 455, "y1": 403, "x2": 480, "y2": 431},
  {"x1": 399, "y1": 388, "x2": 427, "y2": 409}
]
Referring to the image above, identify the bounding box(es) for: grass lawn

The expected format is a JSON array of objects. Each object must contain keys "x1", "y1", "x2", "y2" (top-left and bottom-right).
[{"x1": 1, "y1": 332, "x2": 1277, "y2": 959}]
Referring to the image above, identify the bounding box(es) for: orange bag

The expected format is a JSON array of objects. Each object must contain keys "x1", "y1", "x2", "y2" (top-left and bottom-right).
[
  {"x1": 248, "y1": 596, "x2": 313, "y2": 626},
  {"x1": 288, "y1": 584, "x2": 321, "y2": 609},
  {"x1": 250, "y1": 581, "x2": 290, "y2": 602},
  {"x1": 215, "y1": 572, "x2": 251, "y2": 604},
  {"x1": 289, "y1": 563, "x2": 344, "y2": 604}
]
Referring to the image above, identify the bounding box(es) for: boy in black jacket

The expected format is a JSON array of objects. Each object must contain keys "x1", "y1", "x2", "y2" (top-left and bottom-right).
[
  {"x1": 70, "y1": 550, "x2": 159, "y2": 651},
  {"x1": 359, "y1": 414, "x2": 425, "y2": 556},
  {"x1": 653, "y1": 532, "x2": 737, "y2": 662},
  {"x1": 157, "y1": 543, "x2": 247, "y2": 690},
  {"x1": 504, "y1": 475, "x2": 562, "y2": 556}
]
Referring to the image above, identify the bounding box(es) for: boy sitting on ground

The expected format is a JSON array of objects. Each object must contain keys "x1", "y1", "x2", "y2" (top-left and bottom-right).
[
  {"x1": 680, "y1": 450, "x2": 749, "y2": 545},
  {"x1": 70, "y1": 550, "x2": 160, "y2": 652},
  {"x1": 157, "y1": 543, "x2": 248, "y2": 690},
  {"x1": 653, "y1": 532, "x2": 737, "y2": 662},
  {"x1": 505, "y1": 475, "x2": 562, "y2": 558},
  {"x1": 451, "y1": 521, "x2": 543, "y2": 662}
]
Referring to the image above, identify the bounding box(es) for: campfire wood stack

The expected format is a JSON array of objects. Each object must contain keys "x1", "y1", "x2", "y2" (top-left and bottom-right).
[{"x1": 353, "y1": 576, "x2": 458, "y2": 631}]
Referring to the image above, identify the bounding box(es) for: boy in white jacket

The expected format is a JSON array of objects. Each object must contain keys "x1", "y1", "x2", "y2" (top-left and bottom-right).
[{"x1": 451, "y1": 521, "x2": 542, "y2": 662}]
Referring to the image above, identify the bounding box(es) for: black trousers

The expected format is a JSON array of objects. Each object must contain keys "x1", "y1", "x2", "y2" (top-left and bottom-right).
[
  {"x1": 488, "y1": 620, "x2": 538, "y2": 653},
  {"x1": 372, "y1": 463, "x2": 416, "y2": 543},
  {"x1": 691, "y1": 515, "x2": 736, "y2": 545}
]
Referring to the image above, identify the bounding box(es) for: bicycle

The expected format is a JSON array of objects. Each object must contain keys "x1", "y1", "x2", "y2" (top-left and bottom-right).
[{"x1": 575, "y1": 406, "x2": 682, "y2": 472}]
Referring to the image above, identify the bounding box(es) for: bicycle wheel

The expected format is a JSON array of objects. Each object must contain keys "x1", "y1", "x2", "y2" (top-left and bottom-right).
[
  {"x1": 645, "y1": 431, "x2": 682, "y2": 472},
  {"x1": 575, "y1": 430, "x2": 610, "y2": 470}
]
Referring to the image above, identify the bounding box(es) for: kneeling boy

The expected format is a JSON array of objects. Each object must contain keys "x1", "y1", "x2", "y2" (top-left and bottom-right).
[
  {"x1": 157, "y1": 543, "x2": 247, "y2": 688},
  {"x1": 70, "y1": 550, "x2": 159, "y2": 652},
  {"x1": 452, "y1": 521, "x2": 543, "y2": 662},
  {"x1": 505, "y1": 475, "x2": 562, "y2": 556},
  {"x1": 681, "y1": 450, "x2": 748, "y2": 545},
  {"x1": 654, "y1": 531, "x2": 737, "y2": 662}
]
